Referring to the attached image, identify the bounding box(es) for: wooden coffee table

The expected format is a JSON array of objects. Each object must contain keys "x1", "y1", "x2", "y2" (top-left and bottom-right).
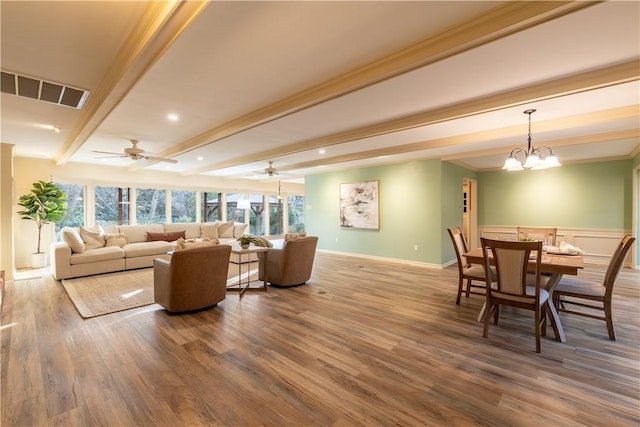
[{"x1": 227, "y1": 246, "x2": 269, "y2": 297}]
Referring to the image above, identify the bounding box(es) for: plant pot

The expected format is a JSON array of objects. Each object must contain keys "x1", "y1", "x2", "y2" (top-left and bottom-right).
[
  {"x1": 240, "y1": 243, "x2": 250, "y2": 249},
  {"x1": 30, "y1": 252, "x2": 47, "y2": 268}
]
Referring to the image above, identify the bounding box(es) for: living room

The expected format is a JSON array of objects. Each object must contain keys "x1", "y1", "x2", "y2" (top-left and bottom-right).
[{"x1": 1, "y1": 1, "x2": 639, "y2": 425}]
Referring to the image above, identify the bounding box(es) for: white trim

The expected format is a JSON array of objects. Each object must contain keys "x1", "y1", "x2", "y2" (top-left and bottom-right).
[{"x1": 317, "y1": 248, "x2": 443, "y2": 269}]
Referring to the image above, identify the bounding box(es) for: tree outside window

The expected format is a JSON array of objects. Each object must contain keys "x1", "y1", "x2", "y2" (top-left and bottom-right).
[
  {"x1": 268, "y1": 195, "x2": 283, "y2": 235},
  {"x1": 137, "y1": 188, "x2": 165, "y2": 224},
  {"x1": 202, "y1": 191, "x2": 221, "y2": 222},
  {"x1": 55, "y1": 183, "x2": 84, "y2": 233},
  {"x1": 95, "y1": 186, "x2": 130, "y2": 226},
  {"x1": 171, "y1": 190, "x2": 196, "y2": 223},
  {"x1": 248, "y1": 194, "x2": 264, "y2": 235},
  {"x1": 226, "y1": 193, "x2": 245, "y2": 223},
  {"x1": 288, "y1": 195, "x2": 305, "y2": 232}
]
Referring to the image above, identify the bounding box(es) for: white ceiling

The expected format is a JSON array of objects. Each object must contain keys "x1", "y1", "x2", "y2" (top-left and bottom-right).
[{"x1": 1, "y1": 1, "x2": 638, "y2": 185}]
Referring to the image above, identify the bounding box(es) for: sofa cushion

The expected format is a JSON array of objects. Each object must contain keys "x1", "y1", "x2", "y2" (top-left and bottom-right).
[
  {"x1": 200, "y1": 223, "x2": 219, "y2": 239},
  {"x1": 70, "y1": 246, "x2": 124, "y2": 265},
  {"x1": 80, "y1": 225, "x2": 106, "y2": 250},
  {"x1": 123, "y1": 241, "x2": 173, "y2": 257},
  {"x1": 165, "y1": 222, "x2": 201, "y2": 239},
  {"x1": 60, "y1": 227, "x2": 85, "y2": 253},
  {"x1": 119, "y1": 224, "x2": 165, "y2": 243},
  {"x1": 218, "y1": 220, "x2": 235, "y2": 238},
  {"x1": 105, "y1": 233, "x2": 127, "y2": 248}
]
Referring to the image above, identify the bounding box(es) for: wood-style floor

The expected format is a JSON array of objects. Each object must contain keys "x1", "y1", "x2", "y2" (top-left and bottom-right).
[{"x1": 2, "y1": 252, "x2": 639, "y2": 426}]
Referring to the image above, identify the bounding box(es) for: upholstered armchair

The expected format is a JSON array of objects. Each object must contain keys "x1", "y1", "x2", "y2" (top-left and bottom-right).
[
  {"x1": 153, "y1": 244, "x2": 231, "y2": 313},
  {"x1": 258, "y1": 236, "x2": 318, "y2": 287}
]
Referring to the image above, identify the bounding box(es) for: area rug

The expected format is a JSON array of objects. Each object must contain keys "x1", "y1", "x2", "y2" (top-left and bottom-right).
[
  {"x1": 62, "y1": 263, "x2": 260, "y2": 318},
  {"x1": 61, "y1": 269, "x2": 155, "y2": 318}
]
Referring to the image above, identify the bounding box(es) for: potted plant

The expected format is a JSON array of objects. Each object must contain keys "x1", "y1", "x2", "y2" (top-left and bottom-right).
[
  {"x1": 237, "y1": 234, "x2": 254, "y2": 249},
  {"x1": 17, "y1": 180, "x2": 67, "y2": 268}
]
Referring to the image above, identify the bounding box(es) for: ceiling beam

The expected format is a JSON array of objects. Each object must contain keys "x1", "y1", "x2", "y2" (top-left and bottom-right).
[
  {"x1": 136, "y1": 0, "x2": 597, "y2": 171},
  {"x1": 55, "y1": 0, "x2": 209, "y2": 165},
  {"x1": 181, "y1": 61, "x2": 639, "y2": 175}
]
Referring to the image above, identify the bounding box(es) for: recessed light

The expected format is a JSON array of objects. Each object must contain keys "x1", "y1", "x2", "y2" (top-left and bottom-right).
[
  {"x1": 197, "y1": 156, "x2": 204, "y2": 161},
  {"x1": 167, "y1": 113, "x2": 179, "y2": 121},
  {"x1": 319, "y1": 149, "x2": 326, "y2": 154}
]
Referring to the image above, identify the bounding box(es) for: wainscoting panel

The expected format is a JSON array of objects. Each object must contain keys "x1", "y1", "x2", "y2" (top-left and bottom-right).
[{"x1": 477, "y1": 226, "x2": 633, "y2": 267}]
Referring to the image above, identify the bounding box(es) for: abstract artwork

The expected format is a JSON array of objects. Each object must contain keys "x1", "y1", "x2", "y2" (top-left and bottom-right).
[{"x1": 340, "y1": 180, "x2": 379, "y2": 229}]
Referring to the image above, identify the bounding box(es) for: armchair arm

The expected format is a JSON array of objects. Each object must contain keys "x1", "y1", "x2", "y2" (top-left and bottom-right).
[{"x1": 153, "y1": 258, "x2": 171, "y2": 308}]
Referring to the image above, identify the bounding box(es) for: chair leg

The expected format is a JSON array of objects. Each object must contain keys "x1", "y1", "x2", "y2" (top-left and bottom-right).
[
  {"x1": 535, "y1": 309, "x2": 541, "y2": 353},
  {"x1": 483, "y1": 302, "x2": 492, "y2": 338},
  {"x1": 541, "y1": 305, "x2": 547, "y2": 338},
  {"x1": 465, "y1": 279, "x2": 471, "y2": 298},
  {"x1": 456, "y1": 277, "x2": 463, "y2": 304},
  {"x1": 493, "y1": 305, "x2": 499, "y2": 324},
  {"x1": 605, "y1": 302, "x2": 616, "y2": 340}
]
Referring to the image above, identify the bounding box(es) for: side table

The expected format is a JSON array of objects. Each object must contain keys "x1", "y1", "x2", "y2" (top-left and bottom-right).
[{"x1": 227, "y1": 245, "x2": 269, "y2": 297}]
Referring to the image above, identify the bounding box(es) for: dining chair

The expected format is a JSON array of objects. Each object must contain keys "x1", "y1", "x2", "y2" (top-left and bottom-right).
[
  {"x1": 448, "y1": 227, "x2": 487, "y2": 305},
  {"x1": 516, "y1": 226, "x2": 557, "y2": 246},
  {"x1": 552, "y1": 235, "x2": 635, "y2": 340},
  {"x1": 481, "y1": 238, "x2": 547, "y2": 353}
]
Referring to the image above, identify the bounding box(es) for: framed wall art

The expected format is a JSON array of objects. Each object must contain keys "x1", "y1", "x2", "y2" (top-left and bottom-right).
[{"x1": 339, "y1": 180, "x2": 379, "y2": 229}]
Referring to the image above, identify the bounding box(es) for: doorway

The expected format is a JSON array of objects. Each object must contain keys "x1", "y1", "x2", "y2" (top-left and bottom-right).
[{"x1": 462, "y1": 178, "x2": 478, "y2": 248}]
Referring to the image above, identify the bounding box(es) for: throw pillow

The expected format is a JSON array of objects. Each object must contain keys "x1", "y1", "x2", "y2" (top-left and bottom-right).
[
  {"x1": 146, "y1": 231, "x2": 168, "y2": 242},
  {"x1": 147, "y1": 231, "x2": 186, "y2": 242},
  {"x1": 166, "y1": 230, "x2": 186, "y2": 241},
  {"x1": 60, "y1": 227, "x2": 85, "y2": 253},
  {"x1": 105, "y1": 233, "x2": 127, "y2": 248},
  {"x1": 284, "y1": 232, "x2": 307, "y2": 241},
  {"x1": 200, "y1": 223, "x2": 219, "y2": 239},
  {"x1": 175, "y1": 237, "x2": 219, "y2": 251},
  {"x1": 218, "y1": 220, "x2": 235, "y2": 238},
  {"x1": 80, "y1": 226, "x2": 106, "y2": 250},
  {"x1": 233, "y1": 223, "x2": 249, "y2": 238}
]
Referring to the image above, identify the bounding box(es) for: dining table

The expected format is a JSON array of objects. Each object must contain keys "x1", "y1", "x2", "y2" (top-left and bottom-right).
[{"x1": 464, "y1": 247, "x2": 584, "y2": 343}]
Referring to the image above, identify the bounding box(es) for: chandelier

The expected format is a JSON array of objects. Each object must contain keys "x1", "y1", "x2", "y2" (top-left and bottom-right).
[{"x1": 502, "y1": 109, "x2": 561, "y2": 171}]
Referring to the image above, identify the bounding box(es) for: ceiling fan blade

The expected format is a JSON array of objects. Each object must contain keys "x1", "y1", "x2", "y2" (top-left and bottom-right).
[
  {"x1": 92, "y1": 150, "x2": 124, "y2": 156},
  {"x1": 94, "y1": 155, "x2": 128, "y2": 159},
  {"x1": 145, "y1": 155, "x2": 177, "y2": 164}
]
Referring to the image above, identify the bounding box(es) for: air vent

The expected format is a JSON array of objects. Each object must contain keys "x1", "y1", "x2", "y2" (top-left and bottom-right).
[{"x1": 1, "y1": 70, "x2": 89, "y2": 109}]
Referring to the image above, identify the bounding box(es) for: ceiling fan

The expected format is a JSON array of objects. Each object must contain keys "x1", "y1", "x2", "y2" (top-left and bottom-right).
[
  {"x1": 92, "y1": 139, "x2": 177, "y2": 163},
  {"x1": 264, "y1": 160, "x2": 279, "y2": 176}
]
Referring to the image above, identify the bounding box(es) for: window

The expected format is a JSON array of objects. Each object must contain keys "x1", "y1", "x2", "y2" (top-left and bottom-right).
[
  {"x1": 95, "y1": 186, "x2": 130, "y2": 226},
  {"x1": 288, "y1": 195, "x2": 305, "y2": 232},
  {"x1": 226, "y1": 193, "x2": 245, "y2": 223},
  {"x1": 136, "y1": 188, "x2": 165, "y2": 224},
  {"x1": 55, "y1": 183, "x2": 84, "y2": 233},
  {"x1": 268, "y1": 195, "x2": 284, "y2": 235},
  {"x1": 202, "y1": 191, "x2": 221, "y2": 222},
  {"x1": 248, "y1": 194, "x2": 265, "y2": 235},
  {"x1": 171, "y1": 190, "x2": 196, "y2": 223}
]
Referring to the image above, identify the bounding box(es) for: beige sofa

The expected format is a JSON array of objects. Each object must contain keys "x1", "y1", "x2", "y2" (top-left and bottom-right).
[{"x1": 51, "y1": 221, "x2": 248, "y2": 280}]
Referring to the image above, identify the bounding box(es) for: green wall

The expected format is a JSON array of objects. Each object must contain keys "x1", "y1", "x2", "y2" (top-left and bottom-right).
[
  {"x1": 305, "y1": 160, "x2": 443, "y2": 264},
  {"x1": 305, "y1": 160, "x2": 478, "y2": 265},
  {"x1": 478, "y1": 160, "x2": 633, "y2": 229},
  {"x1": 306, "y1": 158, "x2": 635, "y2": 267}
]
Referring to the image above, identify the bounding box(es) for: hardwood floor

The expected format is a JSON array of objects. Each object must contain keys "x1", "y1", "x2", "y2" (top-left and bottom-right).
[{"x1": 2, "y1": 252, "x2": 639, "y2": 426}]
